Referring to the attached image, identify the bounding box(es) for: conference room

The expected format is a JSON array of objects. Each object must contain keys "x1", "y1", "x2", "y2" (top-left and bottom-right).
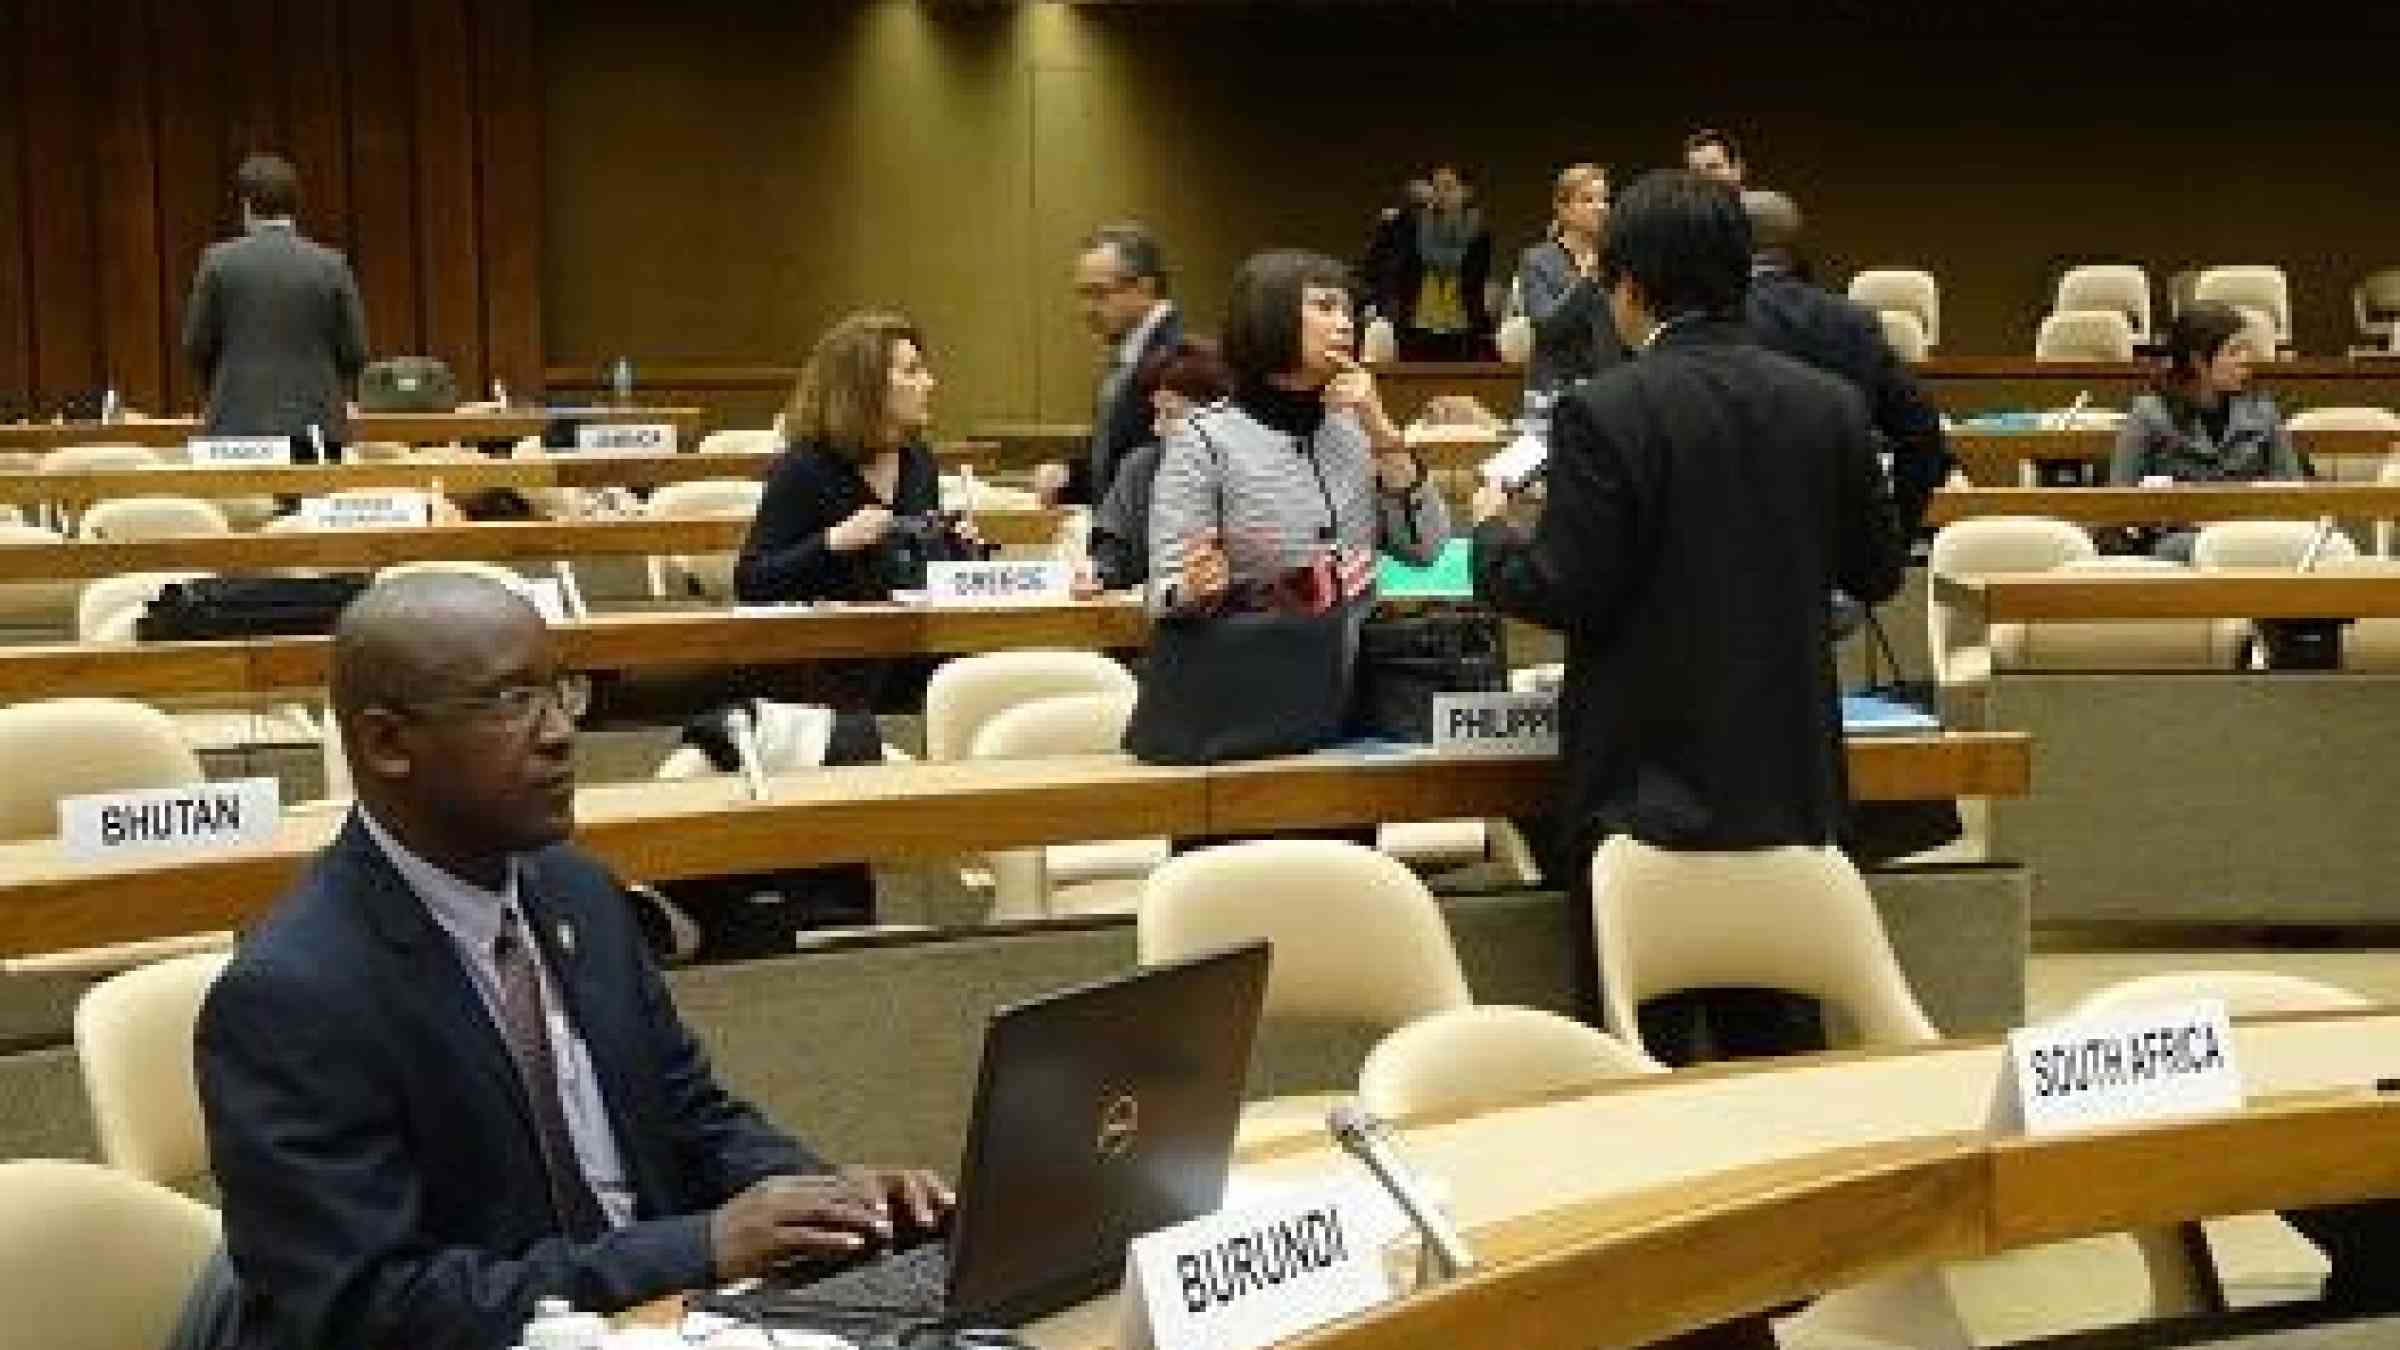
[{"x1": 3, "y1": 3, "x2": 2397, "y2": 1349}]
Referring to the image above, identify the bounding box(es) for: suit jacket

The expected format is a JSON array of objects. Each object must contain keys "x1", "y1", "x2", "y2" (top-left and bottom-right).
[
  {"x1": 197, "y1": 818, "x2": 824, "y2": 1350},
  {"x1": 1745, "y1": 263, "x2": 1950, "y2": 532},
  {"x1": 1065, "y1": 306, "x2": 1182, "y2": 507},
  {"x1": 1516, "y1": 240, "x2": 1627, "y2": 396},
  {"x1": 1471, "y1": 318, "x2": 1906, "y2": 856},
  {"x1": 181, "y1": 226, "x2": 368, "y2": 444}
]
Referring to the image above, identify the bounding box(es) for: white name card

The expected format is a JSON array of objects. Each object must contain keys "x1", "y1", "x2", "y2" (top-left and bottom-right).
[
  {"x1": 574, "y1": 422, "x2": 675, "y2": 454},
  {"x1": 59, "y1": 777, "x2": 281, "y2": 863},
  {"x1": 1120, "y1": 1179, "x2": 1408, "y2": 1350},
  {"x1": 925, "y1": 559, "x2": 1070, "y2": 604},
  {"x1": 523, "y1": 578, "x2": 570, "y2": 625},
  {"x1": 189, "y1": 435, "x2": 293, "y2": 467},
  {"x1": 300, "y1": 492, "x2": 431, "y2": 530},
  {"x1": 1431, "y1": 691, "x2": 1560, "y2": 756},
  {"x1": 2006, "y1": 998, "x2": 2243, "y2": 1136}
]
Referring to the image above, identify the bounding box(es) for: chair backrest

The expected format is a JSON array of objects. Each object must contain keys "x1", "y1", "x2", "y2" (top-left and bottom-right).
[
  {"x1": 2056, "y1": 264, "x2": 2153, "y2": 342},
  {"x1": 76, "y1": 571, "x2": 214, "y2": 643},
  {"x1": 1592, "y1": 837, "x2": 1940, "y2": 1059},
  {"x1": 77, "y1": 496, "x2": 230, "y2": 543},
  {"x1": 2355, "y1": 267, "x2": 2400, "y2": 341},
  {"x1": 0, "y1": 1159, "x2": 222, "y2": 1350},
  {"x1": 696, "y1": 428, "x2": 782, "y2": 457},
  {"x1": 2286, "y1": 407, "x2": 2400, "y2": 482},
  {"x1": 0, "y1": 524, "x2": 79, "y2": 627},
  {"x1": 73, "y1": 952, "x2": 232, "y2": 1189},
  {"x1": 2167, "y1": 268, "x2": 2201, "y2": 319},
  {"x1": 2034, "y1": 310, "x2": 2136, "y2": 363},
  {"x1": 1926, "y1": 517, "x2": 2095, "y2": 684},
  {"x1": 1357, "y1": 1005, "x2": 1663, "y2": 1118},
  {"x1": 2191, "y1": 519, "x2": 2359, "y2": 570},
  {"x1": 374, "y1": 559, "x2": 533, "y2": 595},
  {"x1": 1990, "y1": 557, "x2": 2232, "y2": 671},
  {"x1": 2231, "y1": 305, "x2": 2284, "y2": 362},
  {"x1": 0, "y1": 698, "x2": 202, "y2": 841},
  {"x1": 923, "y1": 650, "x2": 1134, "y2": 762},
  {"x1": 1137, "y1": 839, "x2": 1473, "y2": 1028},
  {"x1": 2070, "y1": 970, "x2": 2370, "y2": 1020},
  {"x1": 1873, "y1": 309, "x2": 1930, "y2": 364},
  {"x1": 969, "y1": 690, "x2": 1139, "y2": 760},
  {"x1": 648, "y1": 479, "x2": 764, "y2": 601},
  {"x1": 1846, "y1": 270, "x2": 1939, "y2": 347},
  {"x1": 37, "y1": 444, "x2": 160, "y2": 474},
  {"x1": 2193, "y1": 265, "x2": 2291, "y2": 343}
]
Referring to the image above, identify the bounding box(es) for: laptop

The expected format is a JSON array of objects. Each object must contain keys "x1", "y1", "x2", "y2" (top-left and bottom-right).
[{"x1": 707, "y1": 940, "x2": 1272, "y2": 1335}]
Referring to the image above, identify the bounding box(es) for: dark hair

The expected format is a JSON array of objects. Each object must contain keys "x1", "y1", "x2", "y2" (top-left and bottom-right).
[
  {"x1": 1084, "y1": 222, "x2": 1168, "y2": 297},
  {"x1": 236, "y1": 153, "x2": 300, "y2": 218},
  {"x1": 1220, "y1": 249, "x2": 1351, "y2": 383},
  {"x1": 1683, "y1": 127, "x2": 1741, "y2": 165},
  {"x1": 2157, "y1": 301, "x2": 2249, "y2": 383},
  {"x1": 1134, "y1": 336, "x2": 1233, "y2": 406},
  {"x1": 1599, "y1": 170, "x2": 1753, "y2": 320}
]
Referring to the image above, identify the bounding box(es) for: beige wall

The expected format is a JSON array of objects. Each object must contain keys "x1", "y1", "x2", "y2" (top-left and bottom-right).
[{"x1": 543, "y1": 3, "x2": 2397, "y2": 428}]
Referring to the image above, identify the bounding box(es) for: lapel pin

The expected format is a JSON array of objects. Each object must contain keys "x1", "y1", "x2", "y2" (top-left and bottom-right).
[{"x1": 556, "y1": 920, "x2": 575, "y2": 956}]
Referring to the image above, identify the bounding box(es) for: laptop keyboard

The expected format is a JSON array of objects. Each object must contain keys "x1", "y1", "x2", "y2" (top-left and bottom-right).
[{"x1": 784, "y1": 1243, "x2": 949, "y2": 1317}]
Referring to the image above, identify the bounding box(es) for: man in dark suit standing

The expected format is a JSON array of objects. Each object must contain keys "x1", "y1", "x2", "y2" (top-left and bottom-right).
[
  {"x1": 1037, "y1": 223, "x2": 1181, "y2": 508},
  {"x1": 180, "y1": 154, "x2": 368, "y2": 462},
  {"x1": 194, "y1": 574, "x2": 950, "y2": 1350},
  {"x1": 1468, "y1": 171, "x2": 1906, "y2": 1044}
]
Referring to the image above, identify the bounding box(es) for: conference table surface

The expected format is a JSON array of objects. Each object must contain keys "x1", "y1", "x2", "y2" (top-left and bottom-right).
[
  {"x1": 1950, "y1": 427, "x2": 2396, "y2": 472},
  {"x1": 1927, "y1": 481, "x2": 2400, "y2": 527},
  {"x1": 0, "y1": 406, "x2": 711, "y2": 452},
  {"x1": 0, "y1": 449, "x2": 789, "y2": 506},
  {"x1": 1939, "y1": 568, "x2": 2400, "y2": 621},
  {"x1": 0, "y1": 734, "x2": 2028, "y2": 959}
]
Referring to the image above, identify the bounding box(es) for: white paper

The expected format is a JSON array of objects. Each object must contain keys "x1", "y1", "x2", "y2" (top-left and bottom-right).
[
  {"x1": 1430, "y1": 691, "x2": 1561, "y2": 757},
  {"x1": 1479, "y1": 432, "x2": 1548, "y2": 488},
  {"x1": 523, "y1": 578, "x2": 570, "y2": 625},
  {"x1": 189, "y1": 436, "x2": 294, "y2": 467},
  {"x1": 574, "y1": 422, "x2": 675, "y2": 454},
  {"x1": 2006, "y1": 998, "x2": 2243, "y2": 1136},
  {"x1": 59, "y1": 777, "x2": 281, "y2": 862}
]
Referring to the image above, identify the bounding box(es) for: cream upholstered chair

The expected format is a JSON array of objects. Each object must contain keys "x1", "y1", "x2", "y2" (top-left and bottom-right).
[
  {"x1": 645, "y1": 478, "x2": 762, "y2": 601},
  {"x1": 2353, "y1": 267, "x2": 2400, "y2": 351},
  {"x1": 2231, "y1": 305, "x2": 2285, "y2": 363},
  {"x1": 2035, "y1": 310, "x2": 2136, "y2": 362},
  {"x1": 923, "y1": 649, "x2": 1134, "y2": 762},
  {"x1": 0, "y1": 1160, "x2": 223, "y2": 1350},
  {"x1": 1139, "y1": 840, "x2": 1474, "y2": 1145},
  {"x1": 2193, "y1": 265, "x2": 2291, "y2": 347},
  {"x1": 38, "y1": 443, "x2": 160, "y2": 474},
  {"x1": 74, "y1": 952, "x2": 231, "y2": 1190},
  {"x1": 1994, "y1": 558, "x2": 2236, "y2": 672},
  {"x1": 2303, "y1": 558, "x2": 2400, "y2": 669},
  {"x1": 76, "y1": 572, "x2": 213, "y2": 644},
  {"x1": 2192, "y1": 518, "x2": 2357, "y2": 570},
  {"x1": 77, "y1": 496, "x2": 230, "y2": 542},
  {"x1": 1927, "y1": 517, "x2": 2095, "y2": 718},
  {"x1": 374, "y1": 559, "x2": 533, "y2": 593},
  {"x1": 0, "y1": 523, "x2": 81, "y2": 632},
  {"x1": 696, "y1": 428, "x2": 782, "y2": 457},
  {"x1": 1590, "y1": 836, "x2": 1938, "y2": 1061},
  {"x1": 2287, "y1": 406, "x2": 2400, "y2": 483},
  {"x1": 969, "y1": 690, "x2": 1166, "y2": 921},
  {"x1": 1847, "y1": 270, "x2": 1939, "y2": 348},
  {"x1": 1872, "y1": 309, "x2": 1929, "y2": 363},
  {"x1": 1357, "y1": 1005, "x2": 1662, "y2": 1119},
  {"x1": 2056, "y1": 264, "x2": 2153, "y2": 342},
  {"x1": 0, "y1": 698, "x2": 202, "y2": 842}
]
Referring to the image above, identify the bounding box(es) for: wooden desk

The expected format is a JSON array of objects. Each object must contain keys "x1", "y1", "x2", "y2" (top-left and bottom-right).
[
  {"x1": 0, "y1": 450, "x2": 784, "y2": 507},
  {"x1": 0, "y1": 406, "x2": 711, "y2": 453},
  {"x1": 0, "y1": 598, "x2": 1146, "y2": 703},
  {"x1": 1928, "y1": 481, "x2": 2400, "y2": 527},
  {"x1": 0, "y1": 509, "x2": 1068, "y2": 583},
  {"x1": 0, "y1": 735, "x2": 2027, "y2": 958},
  {"x1": 1938, "y1": 569, "x2": 2400, "y2": 622},
  {"x1": 1950, "y1": 427, "x2": 2395, "y2": 475}
]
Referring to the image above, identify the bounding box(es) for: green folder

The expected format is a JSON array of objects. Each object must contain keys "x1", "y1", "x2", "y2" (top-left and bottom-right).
[{"x1": 1376, "y1": 538, "x2": 1475, "y2": 600}]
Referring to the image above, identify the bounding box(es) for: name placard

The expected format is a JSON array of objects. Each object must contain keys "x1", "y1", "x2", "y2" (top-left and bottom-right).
[
  {"x1": 574, "y1": 422, "x2": 675, "y2": 454},
  {"x1": 1431, "y1": 691, "x2": 1560, "y2": 757},
  {"x1": 2006, "y1": 998, "x2": 2243, "y2": 1136},
  {"x1": 1120, "y1": 1180, "x2": 1408, "y2": 1350},
  {"x1": 299, "y1": 492, "x2": 431, "y2": 530},
  {"x1": 189, "y1": 436, "x2": 294, "y2": 467},
  {"x1": 925, "y1": 560, "x2": 1070, "y2": 604},
  {"x1": 59, "y1": 777, "x2": 282, "y2": 863},
  {"x1": 522, "y1": 578, "x2": 571, "y2": 625}
]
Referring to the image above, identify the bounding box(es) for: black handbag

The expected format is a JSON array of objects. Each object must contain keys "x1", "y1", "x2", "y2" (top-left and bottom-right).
[
  {"x1": 135, "y1": 575, "x2": 370, "y2": 640},
  {"x1": 1352, "y1": 607, "x2": 1506, "y2": 742}
]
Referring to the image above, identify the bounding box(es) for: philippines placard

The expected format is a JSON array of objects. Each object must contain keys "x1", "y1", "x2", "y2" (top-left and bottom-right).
[{"x1": 1430, "y1": 691, "x2": 1560, "y2": 757}]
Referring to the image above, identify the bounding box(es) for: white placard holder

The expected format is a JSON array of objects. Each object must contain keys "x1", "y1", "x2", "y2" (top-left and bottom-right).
[
  {"x1": 189, "y1": 436, "x2": 294, "y2": 467},
  {"x1": 299, "y1": 492, "x2": 432, "y2": 530},
  {"x1": 1479, "y1": 431, "x2": 1548, "y2": 488},
  {"x1": 2004, "y1": 998, "x2": 2243, "y2": 1137},
  {"x1": 1119, "y1": 1179, "x2": 1410, "y2": 1350},
  {"x1": 1430, "y1": 691, "x2": 1561, "y2": 757},
  {"x1": 925, "y1": 559, "x2": 1071, "y2": 605},
  {"x1": 574, "y1": 422, "x2": 675, "y2": 454},
  {"x1": 58, "y1": 777, "x2": 282, "y2": 863}
]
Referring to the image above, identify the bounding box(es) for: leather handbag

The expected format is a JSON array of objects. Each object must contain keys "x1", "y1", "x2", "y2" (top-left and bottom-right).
[{"x1": 1351, "y1": 606, "x2": 1506, "y2": 742}]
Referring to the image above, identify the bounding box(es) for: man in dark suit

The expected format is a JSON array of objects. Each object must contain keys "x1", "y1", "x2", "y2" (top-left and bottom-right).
[
  {"x1": 180, "y1": 154, "x2": 368, "y2": 462},
  {"x1": 1037, "y1": 223, "x2": 1182, "y2": 508},
  {"x1": 194, "y1": 574, "x2": 950, "y2": 1350},
  {"x1": 1469, "y1": 171, "x2": 1906, "y2": 1045},
  {"x1": 1742, "y1": 189, "x2": 1950, "y2": 535}
]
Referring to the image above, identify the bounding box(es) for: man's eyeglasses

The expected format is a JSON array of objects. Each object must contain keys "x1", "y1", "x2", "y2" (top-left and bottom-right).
[{"x1": 391, "y1": 675, "x2": 592, "y2": 729}]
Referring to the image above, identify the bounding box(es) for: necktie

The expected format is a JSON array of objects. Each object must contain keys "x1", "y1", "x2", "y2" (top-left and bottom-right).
[{"x1": 492, "y1": 909, "x2": 608, "y2": 1240}]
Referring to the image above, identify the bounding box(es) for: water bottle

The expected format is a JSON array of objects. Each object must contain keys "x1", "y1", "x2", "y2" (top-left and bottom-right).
[{"x1": 609, "y1": 356, "x2": 634, "y2": 406}]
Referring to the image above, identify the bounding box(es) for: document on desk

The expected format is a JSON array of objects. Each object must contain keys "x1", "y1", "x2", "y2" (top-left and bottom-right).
[{"x1": 1479, "y1": 431, "x2": 1548, "y2": 488}]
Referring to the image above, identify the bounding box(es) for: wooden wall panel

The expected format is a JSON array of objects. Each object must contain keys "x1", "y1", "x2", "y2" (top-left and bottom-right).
[{"x1": 1, "y1": 0, "x2": 543, "y2": 418}]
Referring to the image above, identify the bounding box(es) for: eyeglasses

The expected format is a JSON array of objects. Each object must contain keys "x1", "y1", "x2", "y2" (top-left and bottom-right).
[
  {"x1": 1072, "y1": 277, "x2": 1137, "y2": 302},
  {"x1": 392, "y1": 674, "x2": 592, "y2": 730}
]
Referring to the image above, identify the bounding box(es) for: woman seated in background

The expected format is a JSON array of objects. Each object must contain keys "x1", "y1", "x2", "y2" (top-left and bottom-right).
[
  {"x1": 1083, "y1": 336, "x2": 1234, "y2": 591},
  {"x1": 2111, "y1": 300, "x2": 2304, "y2": 560},
  {"x1": 1149, "y1": 248, "x2": 1449, "y2": 617},
  {"x1": 1514, "y1": 161, "x2": 1624, "y2": 400}
]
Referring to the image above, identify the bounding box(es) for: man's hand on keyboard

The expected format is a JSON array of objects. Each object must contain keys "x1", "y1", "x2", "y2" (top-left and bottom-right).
[
  {"x1": 846, "y1": 1165, "x2": 956, "y2": 1244},
  {"x1": 711, "y1": 1173, "x2": 897, "y2": 1279}
]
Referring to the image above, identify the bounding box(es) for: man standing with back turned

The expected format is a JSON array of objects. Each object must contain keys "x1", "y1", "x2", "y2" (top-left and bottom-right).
[
  {"x1": 1468, "y1": 171, "x2": 1906, "y2": 1043},
  {"x1": 181, "y1": 153, "x2": 368, "y2": 463}
]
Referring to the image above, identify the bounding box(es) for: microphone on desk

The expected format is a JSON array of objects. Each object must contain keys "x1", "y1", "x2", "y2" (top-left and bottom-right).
[{"x1": 1326, "y1": 1102, "x2": 1476, "y2": 1281}]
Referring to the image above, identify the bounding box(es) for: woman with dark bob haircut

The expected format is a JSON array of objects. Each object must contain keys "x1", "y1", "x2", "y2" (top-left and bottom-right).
[
  {"x1": 1147, "y1": 249, "x2": 1448, "y2": 619},
  {"x1": 2110, "y1": 300, "x2": 2301, "y2": 559}
]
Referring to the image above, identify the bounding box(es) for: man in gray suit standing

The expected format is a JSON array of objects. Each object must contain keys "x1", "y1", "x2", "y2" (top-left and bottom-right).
[{"x1": 182, "y1": 154, "x2": 368, "y2": 462}]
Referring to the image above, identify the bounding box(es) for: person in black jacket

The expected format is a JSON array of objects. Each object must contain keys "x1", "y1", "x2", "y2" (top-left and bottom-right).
[
  {"x1": 1741, "y1": 189, "x2": 1951, "y2": 535},
  {"x1": 1036, "y1": 223, "x2": 1183, "y2": 508},
  {"x1": 1469, "y1": 171, "x2": 1907, "y2": 1044},
  {"x1": 1082, "y1": 336, "x2": 1234, "y2": 592}
]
